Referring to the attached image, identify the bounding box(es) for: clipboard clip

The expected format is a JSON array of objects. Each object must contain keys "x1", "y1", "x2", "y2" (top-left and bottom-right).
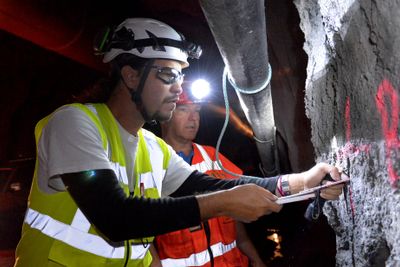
[{"x1": 304, "y1": 172, "x2": 349, "y2": 221}]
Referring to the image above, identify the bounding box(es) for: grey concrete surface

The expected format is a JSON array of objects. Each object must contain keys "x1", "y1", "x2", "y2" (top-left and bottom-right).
[{"x1": 295, "y1": 0, "x2": 400, "y2": 266}]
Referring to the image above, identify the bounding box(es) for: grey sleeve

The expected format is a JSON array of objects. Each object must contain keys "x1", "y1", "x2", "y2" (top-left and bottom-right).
[{"x1": 170, "y1": 170, "x2": 279, "y2": 197}]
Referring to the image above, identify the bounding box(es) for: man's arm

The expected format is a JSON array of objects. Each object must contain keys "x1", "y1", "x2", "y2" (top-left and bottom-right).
[
  {"x1": 171, "y1": 162, "x2": 344, "y2": 200},
  {"x1": 170, "y1": 171, "x2": 282, "y2": 222},
  {"x1": 61, "y1": 169, "x2": 282, "y2": 241},
  {"x1": 61, "y1": 169, "x2": 201, "y2": 242},
  {"x1": 61, "y1": 163, "x2": 343, "y2": 242},
  {"x1": 170, "y1": 170, "x2": 279, "y2": 196},
  {"x1": 172, "y1": 163, "x2": 344, "y2": 221}
]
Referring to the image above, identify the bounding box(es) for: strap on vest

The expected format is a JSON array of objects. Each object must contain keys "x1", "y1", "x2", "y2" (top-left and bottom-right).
[
  {"x1": 193, "y1": 144, "x2": 223, "y2": 172},
  {"x1": 93, "y1": 103, "x2": 127, "y2": 166},
  {"x1": 136, "y1": 130, "x2": 153, "y2": 175}
]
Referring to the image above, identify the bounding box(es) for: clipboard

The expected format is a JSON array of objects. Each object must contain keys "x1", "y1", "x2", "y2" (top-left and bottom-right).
[{"x1": 275, "y1": 175, "x2": 350, "y2": 205}]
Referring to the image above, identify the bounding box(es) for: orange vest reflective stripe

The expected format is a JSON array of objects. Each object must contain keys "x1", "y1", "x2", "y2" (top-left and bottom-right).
[{"x1": 155, "y1": 144, "x2": 249, "y2": 267}]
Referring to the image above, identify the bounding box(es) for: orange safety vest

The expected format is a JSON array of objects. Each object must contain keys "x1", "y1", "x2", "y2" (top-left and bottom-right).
[{"x1": 155, "y1": 144, "x2": 249, "y2": 267}]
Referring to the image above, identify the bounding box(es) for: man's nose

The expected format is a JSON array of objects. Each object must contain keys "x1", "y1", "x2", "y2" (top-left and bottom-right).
[{"x1": 171, "y1": 82, "x2": 183, "y2": 95}]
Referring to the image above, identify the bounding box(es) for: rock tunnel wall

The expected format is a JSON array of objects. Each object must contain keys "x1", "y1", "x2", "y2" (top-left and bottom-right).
[{"x1": 294, "y1": 0, "x2": 400, "y2": 266}]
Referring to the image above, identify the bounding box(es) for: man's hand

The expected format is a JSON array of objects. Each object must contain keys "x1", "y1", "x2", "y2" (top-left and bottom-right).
[
  {"x1": 301, "y1": 162, "x2": 344, "y2": 200},
  {"x1": 197, "y1": 184, "x2": 282, "y2": 223}
]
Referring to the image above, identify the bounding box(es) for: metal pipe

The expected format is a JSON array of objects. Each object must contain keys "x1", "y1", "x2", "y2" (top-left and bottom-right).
[{"x1": 199, "y1": 0, "x2": 280, "y2": 175}]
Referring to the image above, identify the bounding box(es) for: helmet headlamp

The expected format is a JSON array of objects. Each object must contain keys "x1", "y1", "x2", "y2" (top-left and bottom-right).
[
  {"x1": 94, "y1": 25, "x2": 202, "y2": 60},
  {"x1": 184, "y1": 42, "x2": 202, "y2": 59}
]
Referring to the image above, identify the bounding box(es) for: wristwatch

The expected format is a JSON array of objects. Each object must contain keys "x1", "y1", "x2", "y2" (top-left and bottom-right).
[{"x1": 281, "y1": 175, "x2": 291, "y2": 196}]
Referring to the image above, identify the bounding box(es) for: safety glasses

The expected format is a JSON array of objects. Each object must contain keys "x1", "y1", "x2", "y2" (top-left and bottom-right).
[{"x1": 150, "y1": 65, "x2": 184, "y2": 85}]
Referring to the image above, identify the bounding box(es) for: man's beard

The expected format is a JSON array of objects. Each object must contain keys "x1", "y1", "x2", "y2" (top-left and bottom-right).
[{"x1": 141, "y1": 106, "x2": 172, "y2": 123}]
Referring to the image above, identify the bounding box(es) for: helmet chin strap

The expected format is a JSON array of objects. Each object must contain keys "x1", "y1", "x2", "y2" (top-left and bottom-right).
[{"x1": 127, "y1": 59, "x2": 157, "y2": 124}]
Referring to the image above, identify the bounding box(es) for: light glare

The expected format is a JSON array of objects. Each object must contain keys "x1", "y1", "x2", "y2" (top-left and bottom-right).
[{"x1": 191, "y1": 79, "x2": 210, "y2": 100}]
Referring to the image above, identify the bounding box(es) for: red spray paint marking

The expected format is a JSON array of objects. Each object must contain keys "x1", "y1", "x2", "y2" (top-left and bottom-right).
[
  {"x1": 375, "y1": 79, "x2": 400, "y2": 187},
  {"x1": 336, "y1": 97, "x2": 371, "y2": 162},
  {"x1": 345, "y1": 97, "x2": 351, "y2": 142},
  {"x1": 338, "y1": 96, "x2": 373, "y2": 217},
  {"x1": 344, "y1": 97, "x2": 356, "y2": 217},
  {"x1": 333, "y1": 80, "x2": 399, "y2": 218}
]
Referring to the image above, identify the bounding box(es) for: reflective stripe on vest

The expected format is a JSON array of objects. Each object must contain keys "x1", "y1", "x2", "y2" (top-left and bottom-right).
[
  {"x1": 161, "y1": 240, "x2": 237, "y2": 267},
  {"x1": 25, "y1": 208, "x2": 148, "y2": 259},
  {"x1": 110, "y1": 161, "x2": 129, "y2": 184},
  {"x1": 191, "y1": 144, "x2": 222, "y2": 172},
  {"x1": 109, "y1": 158, "x2": 165, "y2": 190}
]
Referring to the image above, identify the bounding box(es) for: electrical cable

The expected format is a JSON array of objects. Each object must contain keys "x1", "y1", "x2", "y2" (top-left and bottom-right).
[
  {"x1": 226, "y1": 64, "x2": 272, "y2": 94},
  {"x1": 214, "y1": 66, "x2": 272, "y2": 179}
]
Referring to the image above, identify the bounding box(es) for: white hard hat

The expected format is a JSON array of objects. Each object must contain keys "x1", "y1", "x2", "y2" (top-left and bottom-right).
[{"x1": 99, "y1": 18, "x2": 201, "y2": 67}]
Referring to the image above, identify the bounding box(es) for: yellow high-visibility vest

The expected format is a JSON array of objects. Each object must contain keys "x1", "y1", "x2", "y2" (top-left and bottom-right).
[{"x1": 15, "y1": 103, "x2": 171, "y2": 267}]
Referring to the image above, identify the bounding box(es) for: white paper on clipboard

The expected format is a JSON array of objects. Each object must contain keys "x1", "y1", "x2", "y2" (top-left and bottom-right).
[{"x1": 275, "y1": 176, "x2": 350, "y2": 205}]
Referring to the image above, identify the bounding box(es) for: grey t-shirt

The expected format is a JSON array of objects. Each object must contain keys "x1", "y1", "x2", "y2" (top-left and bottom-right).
[{"x1": 37, "y1": 105, "x2": 194, "y2": 196}]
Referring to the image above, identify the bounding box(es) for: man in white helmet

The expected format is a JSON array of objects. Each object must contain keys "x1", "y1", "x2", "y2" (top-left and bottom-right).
[{"x1": 14, "y1": 18, "x2": 344, "y2": 267}]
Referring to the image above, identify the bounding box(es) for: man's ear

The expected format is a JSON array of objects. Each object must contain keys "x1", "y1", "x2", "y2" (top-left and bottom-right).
[{"x1": 121, "y1": 65, "x2": 139, "y2": 89}]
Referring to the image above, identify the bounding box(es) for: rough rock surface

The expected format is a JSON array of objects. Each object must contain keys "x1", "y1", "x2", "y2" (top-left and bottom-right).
[{"x1": 294, "y1": 0, "x2": 400, "y2": 266}]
